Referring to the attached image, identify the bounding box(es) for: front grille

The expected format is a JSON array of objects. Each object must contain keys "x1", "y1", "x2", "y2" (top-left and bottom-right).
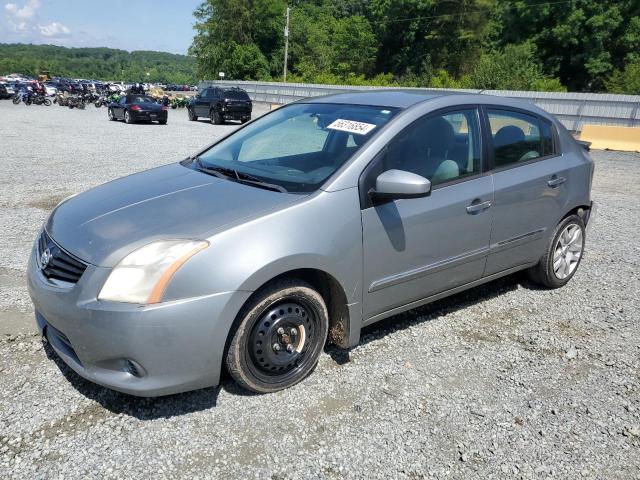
[{"x1": 38, "y1": 230, "x2": 88, "y2": 284}]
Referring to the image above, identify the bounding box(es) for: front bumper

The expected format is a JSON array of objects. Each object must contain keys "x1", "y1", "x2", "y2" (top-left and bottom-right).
[{"x1": 27, "y1": 243, "x2": 251, "y2": 397}]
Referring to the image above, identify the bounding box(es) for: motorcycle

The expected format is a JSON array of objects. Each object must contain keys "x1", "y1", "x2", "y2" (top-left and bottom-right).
[
  {"x1": 26, "y1": 93, "x2": 52, "y2": 106},
  {"x1": 94, "y1": 92, "x2": 118, "y2": 108},
  {"x1": 170, "y1": 96, "x2": 189, "y2": 109},
  {"x1": 67, "y1": 95, "x2": 86, "y2": 109},
  {"x1": 56, "y1": 91, "x2": 69, "y2": 106},
  {"x1": 12, "y1": 91, "x2": 29, "y2": 105}
]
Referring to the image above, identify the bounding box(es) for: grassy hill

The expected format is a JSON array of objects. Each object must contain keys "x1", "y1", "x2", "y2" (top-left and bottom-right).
[{"x1": 0, "y1": 43, "x2": 197, "y2": 84}]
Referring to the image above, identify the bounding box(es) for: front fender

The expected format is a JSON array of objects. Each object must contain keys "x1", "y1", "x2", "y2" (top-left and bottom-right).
[{"x1": 163, "y1": 187, "x2": 363, "y2": 307}]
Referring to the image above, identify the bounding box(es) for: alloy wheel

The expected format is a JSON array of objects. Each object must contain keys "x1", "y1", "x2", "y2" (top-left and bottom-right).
[{"x1": 553, "y1": 223, "x2": 583, "y2": 280}]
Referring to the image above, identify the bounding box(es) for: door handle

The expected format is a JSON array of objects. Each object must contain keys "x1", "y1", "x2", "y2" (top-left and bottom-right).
[
  {"x1": 547, "y1": 176, "x2": 566, "y2": 188},
  {"x1": 466, "y1": 200, "x2": 492, "y2": 214}
]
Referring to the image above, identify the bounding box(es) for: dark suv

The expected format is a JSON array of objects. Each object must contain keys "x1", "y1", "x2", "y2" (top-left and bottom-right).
[{"x1": 188, "y1": 86, "x2": 252, "y2": 124}]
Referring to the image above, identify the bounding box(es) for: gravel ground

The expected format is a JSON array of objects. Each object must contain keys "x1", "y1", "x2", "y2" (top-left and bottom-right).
[{"x1": 0, "y1": 100, "x2": 639, "y2": 479}]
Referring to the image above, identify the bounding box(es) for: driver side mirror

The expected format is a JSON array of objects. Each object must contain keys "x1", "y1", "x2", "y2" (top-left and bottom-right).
[{"x1": 369, "y1": 169, "x2": 431, "y2": 203}]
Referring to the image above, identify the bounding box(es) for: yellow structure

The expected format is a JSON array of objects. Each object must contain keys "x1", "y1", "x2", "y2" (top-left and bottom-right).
[{"x1": 579, "y1": 125, "x2": 640, "y2": 152}]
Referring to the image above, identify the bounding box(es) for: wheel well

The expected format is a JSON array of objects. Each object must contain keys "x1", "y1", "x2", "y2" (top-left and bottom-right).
[
  {"x1": 254, "y1": 269, "x2": 351, "y2": 348},
  {"x1": 564, "y1": 204, "x2": 592, "y2": 225}
]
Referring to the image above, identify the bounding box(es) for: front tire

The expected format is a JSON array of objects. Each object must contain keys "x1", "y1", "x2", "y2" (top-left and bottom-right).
[
  {"x1": 225, "y1": 279, "x2": 329, "y2": 393},
  {"x1": 528, "y1": 214, "x2": 585, "y2": 288},
  {"x1": 108, "y1": 108, "x2": 116, "y2": 121},
  {"x1": 210, "y1": 110, "x2": 223, "y2": 125},
  {"x1": 187, "y1": 107, "x2": 197, "y2": 121}
]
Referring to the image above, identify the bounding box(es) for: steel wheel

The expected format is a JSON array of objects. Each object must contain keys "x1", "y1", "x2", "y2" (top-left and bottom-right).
[
  {"x1": 553, "y1": 223, "x2": 583, "y2": 280},
  {"x1": 249, "y1": 301, "x2": 315, "y2": 378},
  {"x1": 225, "y1": 280, "x2": 329, "y2": 393}
]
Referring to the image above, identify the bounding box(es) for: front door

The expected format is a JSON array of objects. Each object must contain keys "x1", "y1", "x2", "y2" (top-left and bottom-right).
[
  {"x1": 194, "y1": 88, "x2": 212, "y2": 116},
  {"x1": 361, "y1": 108, "x2": 494, "y2": 320}
]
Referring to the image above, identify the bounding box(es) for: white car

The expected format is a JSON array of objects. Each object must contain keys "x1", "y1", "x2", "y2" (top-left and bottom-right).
[{"x1": 43, "y1": 84, "x2": 57, "y2": 96}]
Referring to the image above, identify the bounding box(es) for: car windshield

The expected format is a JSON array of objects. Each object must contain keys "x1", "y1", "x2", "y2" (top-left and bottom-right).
[
  {"x1": 129, "y1": 95, "x2": 155, "y2": 104},
  {"x1": 223, "y1": 90, "x2": 250, "y2": 100},
  {"x1": 195, "y1": 103, "x2": 399, "y2": 193}
]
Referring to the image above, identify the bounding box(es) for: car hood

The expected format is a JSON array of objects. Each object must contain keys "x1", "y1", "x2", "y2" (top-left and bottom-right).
[{"x1": 46, "y1": 163, "x2": 304, "y2": 267}]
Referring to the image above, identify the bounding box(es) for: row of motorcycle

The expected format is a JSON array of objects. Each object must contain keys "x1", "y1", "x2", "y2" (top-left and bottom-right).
[
  {"x1": 12, "y1": 90, "x2": 90, "y2": 109},
  {"x1": 12, "y1": 90, "x2": 192, "y2": 110}
]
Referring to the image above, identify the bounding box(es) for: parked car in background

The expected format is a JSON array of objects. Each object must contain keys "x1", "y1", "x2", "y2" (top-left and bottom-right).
[
  {"x1": 107, "y1": 94, "x2": 168, "y2": 124},
  {"x1": 43, "y1": 83, "x2": 57, "y2": 96},
  {"x1": 0, "y1": 83, "x2": 13, "y2": 99},
  {"x1": 28, "y1": 91, "x2": 594, "y2": 397},
  {"x1": 188, "y1": 86, "x2": 252, "y2": 124}
]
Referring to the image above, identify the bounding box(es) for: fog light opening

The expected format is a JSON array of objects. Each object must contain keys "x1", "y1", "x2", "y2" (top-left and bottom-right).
[{"x1": 124, "y1": 359, "x2": 146, "y2": 378}]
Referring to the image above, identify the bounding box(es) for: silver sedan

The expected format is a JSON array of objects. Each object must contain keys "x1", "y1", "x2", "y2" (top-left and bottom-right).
[{"x1": 28, "y1": 90, "x2": 594, "y2": 395}]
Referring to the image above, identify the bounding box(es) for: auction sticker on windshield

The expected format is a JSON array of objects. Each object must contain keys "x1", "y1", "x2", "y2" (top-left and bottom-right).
[{"x1": 327, "y1": 119, "x2": 377, "y2": 135}]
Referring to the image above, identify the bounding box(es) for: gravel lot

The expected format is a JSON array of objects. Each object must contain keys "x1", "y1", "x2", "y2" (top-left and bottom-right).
[{"x1": 0, "y1": 100, "x2": 639, "y2": 479}]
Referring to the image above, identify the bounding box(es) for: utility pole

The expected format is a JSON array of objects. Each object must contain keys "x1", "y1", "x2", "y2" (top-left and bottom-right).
[{"x1": 283, "y1": 6, "x2": 290, "y2": 82}]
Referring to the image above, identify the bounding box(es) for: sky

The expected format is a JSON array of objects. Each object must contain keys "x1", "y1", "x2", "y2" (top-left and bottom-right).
[{"x1": 0, "y1": 0, "x2": 202, "y2": 54}]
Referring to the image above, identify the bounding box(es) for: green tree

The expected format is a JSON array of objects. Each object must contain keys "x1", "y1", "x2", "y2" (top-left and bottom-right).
[
  {"x1": 368, "y1": 0, "x2": 493, "y2": 79},
  {"x1": 606, "y1": 61, "x2": 640, "y2": 94},
  {"x1": 488, "y1": 0, "x2": 640, "y2": 91},
  {"x1": 190, "y1": 0, "x2": 285, "y2": 79},
  {"x1": 470, "y1": 43, "x2": 565, "y2": 91},
  {"x1": 0, "y1": 43, "x2": 197, "y2": 83}
]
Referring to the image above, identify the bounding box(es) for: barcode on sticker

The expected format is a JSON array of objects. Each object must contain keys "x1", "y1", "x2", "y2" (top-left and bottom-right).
[{"x1": 327, "y1": 119, "x2": 377, "y2": 135}]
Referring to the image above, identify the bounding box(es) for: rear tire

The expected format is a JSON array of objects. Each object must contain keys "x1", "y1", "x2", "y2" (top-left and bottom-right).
[
  {"x1": 225, "y1": 279, "x2": 329, "y2": 393},
  {"x1": 124, "y1": 110, "x2": 134, "y2": 124},
  {"x1": 158, "y1": 119, "x2": 167, "y2": 125},
  {"x1": 44, "y1": 98, "x2": 52, "y2": 106},
  {"x1": 527, "y1": 214, "x2": 585, "y2": 289}
]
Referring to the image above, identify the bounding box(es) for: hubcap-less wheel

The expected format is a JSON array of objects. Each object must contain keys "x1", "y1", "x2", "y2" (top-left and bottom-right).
[
  {"x1": 226, "y1": 280, "x2": 329, "y2": 393},
  {"x1": 553, "y1": 223, "x2": 583, "y2": 279},
  {"x1": 250, "y1": 302, "x2": 313, "y2": 376}
]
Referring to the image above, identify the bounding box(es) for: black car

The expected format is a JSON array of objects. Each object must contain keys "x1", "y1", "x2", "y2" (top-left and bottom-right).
[
  {"x1": 108, "y1": 94, "x2": 168, "y2": 124},
  {"x1": 0, "y1": 83, "x2": 11, "y2": 99},
  {"x1": 188, "y1": 87, "x2": 252, "y2": 124}
]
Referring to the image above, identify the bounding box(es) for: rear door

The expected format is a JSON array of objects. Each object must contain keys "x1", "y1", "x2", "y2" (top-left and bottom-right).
[
  {"x1": 483, "y1": 107, "x2": 571, "y2": 275},
  {"x1": 361, "y1": 107, "x2": 494, "y2": 320}
]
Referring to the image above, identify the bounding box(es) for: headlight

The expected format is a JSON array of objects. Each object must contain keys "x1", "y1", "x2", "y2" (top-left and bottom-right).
[{"x1": 98, "y1": 240, "x2": 209, "y2": 304}]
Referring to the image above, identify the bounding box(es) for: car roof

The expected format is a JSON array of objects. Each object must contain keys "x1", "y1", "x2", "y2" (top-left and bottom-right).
[
  {"x1": 305, "y1": 89, "x2": 463, "y2": 108},
  {"x1": 303, "y1": 89, "x2": 553, "y2": 120}
]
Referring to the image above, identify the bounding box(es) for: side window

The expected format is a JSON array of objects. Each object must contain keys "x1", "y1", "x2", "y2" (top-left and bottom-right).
[
  {"x1": 540, "y1": 120, "x2": 555, "y2": 156},
  {"x1": 487, "y1": 109, "x2": 544, "y2": 167},
  {"x1": 119, "y1": 96, "x2": 126, "y2": 105},
  {"x1": 385, "y1": 108, "x2": 481, "y2": 186}
]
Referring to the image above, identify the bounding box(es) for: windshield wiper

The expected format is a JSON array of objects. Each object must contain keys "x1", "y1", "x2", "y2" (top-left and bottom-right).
[{"x1": 193, "y1": 158, "x2": 288, "y2": 193}]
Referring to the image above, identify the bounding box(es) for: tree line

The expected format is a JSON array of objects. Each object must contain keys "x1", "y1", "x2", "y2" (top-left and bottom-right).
[
  {"x1": 190, "y1": 0, "x2": 640, "y2": 93},
  {"x1": 0, "y1": 43, "x2": 197, "y2": 84}
]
